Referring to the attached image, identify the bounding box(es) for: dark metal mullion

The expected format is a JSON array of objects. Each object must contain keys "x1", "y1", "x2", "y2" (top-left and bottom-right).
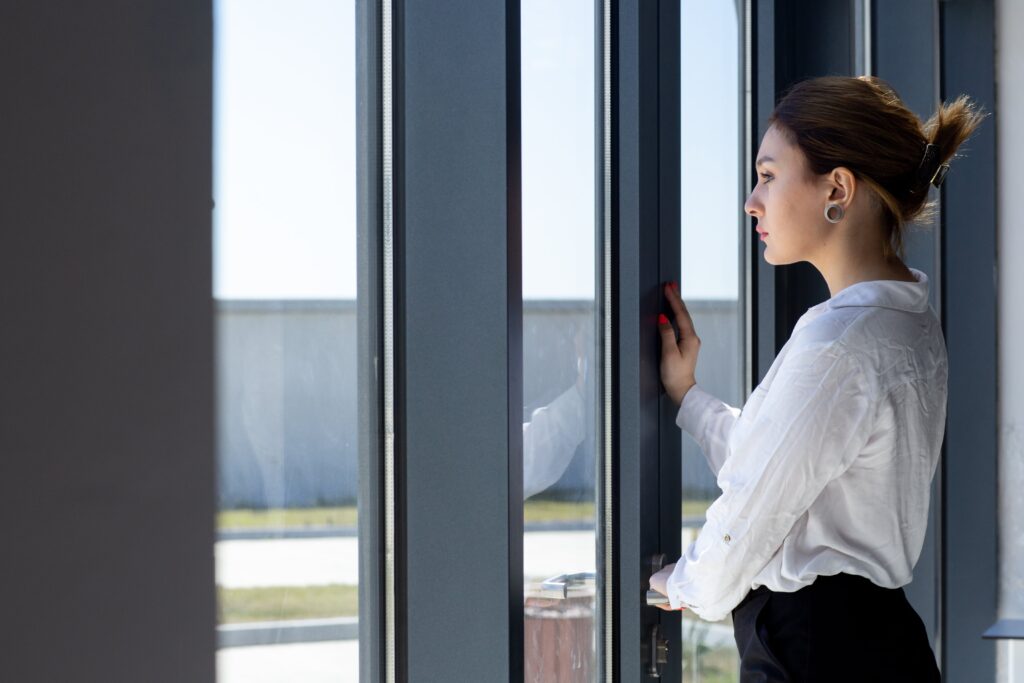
[
  {"x1": 613, "y1": 0, "x2": 668, "y2": 680},
  {"x1": 751, "y1": 0, "x2": 777, "y2": 384},
  {"x1": 657, "y1": 0, "x2": 682, "y2": 680},
  {"x1": 395, "y1": 2, "x2": 520, "y2": 681},
  {"x1": 938, "y1": 1, "x2": 998, "y2": 679},
  {"x1": 598, "y1": 0, "x2": 614, "y2": 680},
  {"x1": 356, "y1": 0, "x2": 384, "y2": 680},
  {"x1": 505, "y1": 1, "x2": 524, "y2": 679},
  {"x1": 392, "y1": 2, "x2": 407, "y2": 678},
  {"x1": 871, "y1": 0, "x2": 943, "y2": 652},
  {"x1": 741, "y1": 0, "x2": 755, "y2": 398}
]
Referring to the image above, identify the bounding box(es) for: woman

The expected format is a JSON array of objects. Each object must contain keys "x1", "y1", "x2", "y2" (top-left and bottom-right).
[{"x1": 648, "y1": 75, "x2": 984, "y2": 681}]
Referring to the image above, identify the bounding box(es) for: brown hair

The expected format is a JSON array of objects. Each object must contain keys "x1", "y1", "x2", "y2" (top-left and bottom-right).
[{"x1": 767, "y1": 75, "x2": 986, "y2": 261}]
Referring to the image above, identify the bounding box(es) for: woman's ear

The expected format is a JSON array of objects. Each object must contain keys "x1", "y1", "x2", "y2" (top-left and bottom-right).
[{"x1": 827, "y1": 166, "x2": 857, "y2": 206}]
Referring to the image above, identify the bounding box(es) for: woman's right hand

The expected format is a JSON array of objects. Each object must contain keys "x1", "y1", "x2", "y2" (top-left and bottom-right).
[{"x1": 658, "y1": 281, "x2": 699, "y2": 406}]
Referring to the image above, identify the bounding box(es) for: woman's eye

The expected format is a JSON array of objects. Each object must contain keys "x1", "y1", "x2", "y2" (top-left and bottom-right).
[{"x1": 759, "y1": 172, "x2": 773, "y2": 183}]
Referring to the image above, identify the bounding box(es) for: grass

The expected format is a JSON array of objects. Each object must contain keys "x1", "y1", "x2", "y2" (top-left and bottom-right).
[
  {"x1": 524, "y1": 499, "x2": 593, "y2": 523},
  {"x1": 218, "y1": 584, "x2": 358, "y2": 623},
  {"x1": 682, "y1": 499, "x2": 713, "y2": 518},
  {"x1": 217, "y1": 499, "x2": 714, "y2": 530},
  {"x1": 216, "y1": 501, "x2": 718, "y2": 625},
  {"x1": 218, "y1": 506, "x2": 357, "y2": 529}
]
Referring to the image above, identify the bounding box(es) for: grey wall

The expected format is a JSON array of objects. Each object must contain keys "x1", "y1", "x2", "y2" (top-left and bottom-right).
[
  {"x1": 216, "y1": 300, "x2": 360, "y2": 508},
  {"x1": 216, "y1": 298, "x2": 741, "y2": 508},
  {"x1": 0, "y1": 2, "x2": 215, "y2": 682}
]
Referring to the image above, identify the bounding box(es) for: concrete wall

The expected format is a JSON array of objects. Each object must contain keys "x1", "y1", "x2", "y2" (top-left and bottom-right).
[
  {"x1": 216, "y1": 300, "x2": 359, "y2": 509},
  {"x1": 215, "y1": 298, "x2": 741, "y2": 508}
]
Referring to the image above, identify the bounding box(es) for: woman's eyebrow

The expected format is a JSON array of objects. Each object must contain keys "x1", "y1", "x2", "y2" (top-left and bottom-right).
[{"x1": 755, "y1": 155, "x2": 775, "y2": 168}]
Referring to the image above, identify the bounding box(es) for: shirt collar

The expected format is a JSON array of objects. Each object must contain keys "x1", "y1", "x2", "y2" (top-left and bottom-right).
[{"x1": 824, "y1": 266, "x2": 931, "y2": 313}]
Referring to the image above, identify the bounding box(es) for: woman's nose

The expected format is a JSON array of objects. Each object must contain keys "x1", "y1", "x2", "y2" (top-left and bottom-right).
[{"x1": 744, "y1": 189, "x2": 761, "y2": 217}]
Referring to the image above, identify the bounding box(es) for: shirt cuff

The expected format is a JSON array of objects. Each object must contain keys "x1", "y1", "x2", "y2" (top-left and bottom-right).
[
  {"x1": 674, "y1": 383, "x2": 715, "y2": 438},
  {"x1": 665, "y1": 562, "x2": 694, "y2": 612}
]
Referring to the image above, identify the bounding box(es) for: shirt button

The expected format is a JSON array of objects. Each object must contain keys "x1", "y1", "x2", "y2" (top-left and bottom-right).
[{"x1": 723, "y1": 534, "x2": 731, "y2": 543}]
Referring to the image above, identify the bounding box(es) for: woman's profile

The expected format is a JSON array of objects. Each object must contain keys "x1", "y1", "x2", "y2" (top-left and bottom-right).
[{"x1": 648, "y1": 75, "x2": 984, "y2": 681}]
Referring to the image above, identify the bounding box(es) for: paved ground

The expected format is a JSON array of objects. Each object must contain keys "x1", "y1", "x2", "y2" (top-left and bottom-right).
[
  {"x1": 218, "y1": 641, "x2": 359, "y2": 683},
  {"x1": 216, "y1": 528, "x2": 703, "y2": 589},
  {"x1": 216, "y1": 624, "x2": 737, "y2": 682},
  {"x1": 216, "y1": 530, "x2": 600, "y2": 588},
  {"x1": 215, "y1": 527, "x2": 728, "y2": 680}
]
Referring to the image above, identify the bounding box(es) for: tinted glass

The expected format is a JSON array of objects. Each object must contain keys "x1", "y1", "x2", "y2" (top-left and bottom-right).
[
  {"x1": 213, "y1": 2, "x2": 361, "y2": 680},
  {"x1": 521, "y1": 1, "x2": 603, "y2": 679},
  {"x1": 679, "y1": 1, "x2": 745, "y2": 680}
]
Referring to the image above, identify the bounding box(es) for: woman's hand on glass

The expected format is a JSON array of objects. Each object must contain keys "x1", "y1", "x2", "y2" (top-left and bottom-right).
[{"x1": 658, "y1": 281, "x2": 699, "y2": 406}]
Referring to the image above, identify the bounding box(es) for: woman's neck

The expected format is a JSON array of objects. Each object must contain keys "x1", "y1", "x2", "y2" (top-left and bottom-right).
[{"x1": 817, "y1": 254, "x2": 916, "y2": 298}]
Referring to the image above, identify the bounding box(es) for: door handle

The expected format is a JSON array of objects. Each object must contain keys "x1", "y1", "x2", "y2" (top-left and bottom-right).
[
  {"x1": 644, "y1": 553, "x2": 671, "y2": 677},
  {"x1": 646, "y1": 589, "x2": 670, "y2": 606},
  {"x1": 539, "y1": 571, "x2": 596, "y2": 599},
  {"x1": 645, "y1": 552, "x2": 669, "y2": 606}
]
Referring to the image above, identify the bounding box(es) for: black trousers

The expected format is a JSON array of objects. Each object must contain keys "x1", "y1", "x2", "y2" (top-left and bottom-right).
[{"x1": 730, "y1": 572, "x2": 941, "y2": 682}]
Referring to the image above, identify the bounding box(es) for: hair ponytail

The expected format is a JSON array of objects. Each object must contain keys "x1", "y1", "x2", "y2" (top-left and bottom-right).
[{"x1": 922, "y1": 94, "x2": 987, "y2": 181}]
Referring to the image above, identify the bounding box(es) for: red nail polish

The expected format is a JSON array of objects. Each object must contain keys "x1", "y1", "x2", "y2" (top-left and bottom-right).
[
  {"x1": 671, "y1": 281, "x2": 679, "y2": 291},
  {"x1": 658, "y1": 313, "x2": 669, "y2": 324}
]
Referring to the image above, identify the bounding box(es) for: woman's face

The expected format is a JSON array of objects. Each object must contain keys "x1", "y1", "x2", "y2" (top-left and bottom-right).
[{"x1": 744, "y1": 124, "x2": 831, "y2": 265}]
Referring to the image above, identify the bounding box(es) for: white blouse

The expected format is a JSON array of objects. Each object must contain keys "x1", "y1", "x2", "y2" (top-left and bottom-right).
[{"x1": 665, "y1": 266, "x2": 948, "y2": 621}]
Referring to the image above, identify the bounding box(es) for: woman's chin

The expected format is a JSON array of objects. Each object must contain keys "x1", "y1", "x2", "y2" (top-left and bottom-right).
[{"x1": 762, "y1": 247, "x2": 800, "y2": 267}]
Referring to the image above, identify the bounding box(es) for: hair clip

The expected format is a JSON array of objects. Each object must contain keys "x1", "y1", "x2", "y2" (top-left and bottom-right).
[
  {"x1": 929, "y1": 162, "x2": 950, "y2": 188},
  {"x1": 917, "y1": 142, "x2": 950, "y2": 189}
]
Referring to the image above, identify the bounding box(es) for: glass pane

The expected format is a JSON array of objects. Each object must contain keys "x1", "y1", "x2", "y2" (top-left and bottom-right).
[
  {"x1": 521, "y1": 0, "x2": 601, "y2": 679},
  {"x1": 679, "y1": 1, "x2": 744, "y2": 680},
  {"x1": 213, "y1": 2, "x2": 360, "y2": 681}
]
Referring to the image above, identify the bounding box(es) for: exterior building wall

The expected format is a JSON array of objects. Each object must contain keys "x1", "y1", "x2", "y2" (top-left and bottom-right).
[{"x1": 216, "y1": 298, "x2": 740, "y2": 508}]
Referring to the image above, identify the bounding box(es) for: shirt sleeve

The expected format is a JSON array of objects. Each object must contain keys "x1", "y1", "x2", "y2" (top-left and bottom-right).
[
  {"x1": 523, "y1": 382, "x2": 586, "y2": 500},
  {"x1": 665, "y1": 341, "x2": 879, "y2": 620},
  {"x1": 675, "y1": 384, "x2": 741, "y2": 477}
]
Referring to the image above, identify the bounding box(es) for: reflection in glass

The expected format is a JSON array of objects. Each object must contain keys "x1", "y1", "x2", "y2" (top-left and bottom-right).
[
  {"x1": 213, "y1": 1, "x2": 359, "y2": 681},
  {"x1": 521, "y1": 0, "x2": 600, "y2": 679},
  {"x1": 680, "y1": 1, "x2": 744, "y2": 680}
]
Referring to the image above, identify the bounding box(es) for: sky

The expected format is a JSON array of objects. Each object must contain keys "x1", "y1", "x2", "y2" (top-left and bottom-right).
[{"x1": 213, "y1": 0, "x2": 741, "y2": 301}]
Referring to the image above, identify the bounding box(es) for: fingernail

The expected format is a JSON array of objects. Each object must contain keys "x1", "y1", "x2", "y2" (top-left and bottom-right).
[
  {"x1": 658, "y1": 313, "x2": 669, "y2": 325},
  {"x1": 671, "y1": 281, "x2": 679, "y2": 291}
]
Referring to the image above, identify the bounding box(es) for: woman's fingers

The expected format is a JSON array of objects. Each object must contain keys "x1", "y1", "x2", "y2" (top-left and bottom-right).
[
  {"x1": 658, "y1": 283, "x2": 699, "y2": 405},
  {"x1": 657, "y1": 313, "x2": 679, "y2": 359},
  {"x1": 656, "y1": 604, "x2": 686, "y2": 612},
  {"x1": 663, "y1": 281, "x2": 696, "y2": 340}
]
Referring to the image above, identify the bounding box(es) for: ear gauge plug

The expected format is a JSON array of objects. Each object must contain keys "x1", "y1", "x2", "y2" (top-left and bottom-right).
[{"x1": 824, "y1": 202, "x2": 845, "y2": 223}]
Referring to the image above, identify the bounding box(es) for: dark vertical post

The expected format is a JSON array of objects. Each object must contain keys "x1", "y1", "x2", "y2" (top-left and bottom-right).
[
  {"x1": 615, "y1": 0, "x2": 672, "y2": 679},
  {"x1": 394, "y1": 1, "x2": 522, "y2": 680},
  {"x1": 0, "y1": 2, "x2": 215, "y2": 681},
  {"x1": 658, "y1": 0, "x2": 683, "y2": 680},
  {"x1": 872, "y1": 0, "x2": 944, "y2": 650},
  {"x1": 752, "y1": 0, "x2": 779, "y2": 383},
  {"x1": 939, "y1": 0, "x2": 997, "y2": 679},
  {"x1": 356, "y1": 0, "x2": 383, "y2": 680}
]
